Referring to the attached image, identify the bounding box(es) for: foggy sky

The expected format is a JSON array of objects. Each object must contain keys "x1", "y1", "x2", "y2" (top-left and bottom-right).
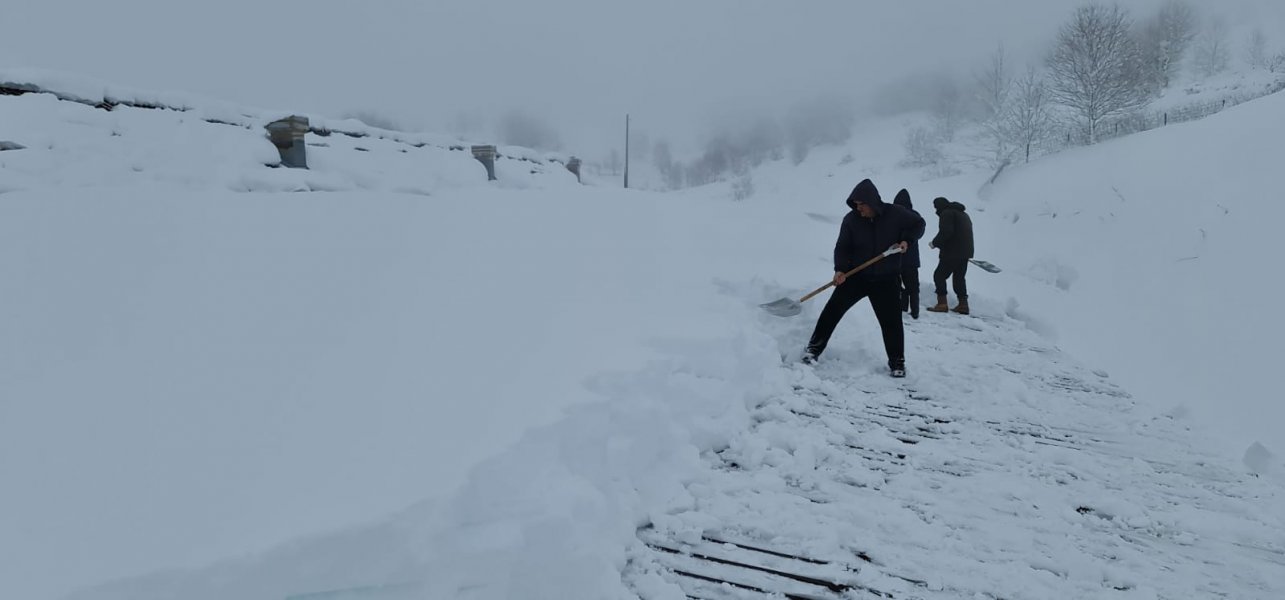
[
  {"x1": 5, "y1": 0, "x2": 1282, "y2": 159},
  {"x1": 3, "y1": 2, "x2": 1285, "y2": 598}
]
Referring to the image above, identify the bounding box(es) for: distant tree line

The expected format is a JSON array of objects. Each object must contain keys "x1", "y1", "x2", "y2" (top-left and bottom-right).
[
  {"x1": 671, "y1": 0, "x2": 1285, "y2": 189},
  {"x1": 652, "y1": 94, "x2": 857, "y2": 190},
  {"x1": 906, "y1": 0, "x2": 1285, "y2": 170},
  {"x1": 480, "y1": 1, "x2": 1285, "y2": 190}
]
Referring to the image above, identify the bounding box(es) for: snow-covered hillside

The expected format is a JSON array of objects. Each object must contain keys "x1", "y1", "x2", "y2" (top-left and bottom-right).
[
  {"x1": 745, "y1": 81, "x2": 1285, "y2": 464},
  {"x1": 72, "y1": 298, "x2": 1285, "y2": 600},
  {"x1": 3, "y1": 70, "x2": 1284, "y2": 600},
  {"x1": 959, "y1": 87, "x2": 1285, "y2": 461},
  {"x1": 0, "y1": 72, "x2": 624, "y2": 600}
]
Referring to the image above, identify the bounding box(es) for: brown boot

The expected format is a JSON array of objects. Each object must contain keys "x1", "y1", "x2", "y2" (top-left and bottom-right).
[
  {"x1": 926, "y1": 294, "x2": 949, "y2": 313},
  {"x1": 951, "y1": 299, "x2": 970, "y2": 315}
]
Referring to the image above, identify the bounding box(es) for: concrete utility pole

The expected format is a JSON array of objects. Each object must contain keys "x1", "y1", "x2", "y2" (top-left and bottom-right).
[
  {"x1": 471, "y1": 145, "x2": 498, "y2": 181},
  {"x1": 624, "y1": 114, "x2": 630, "y2": 189},
  {"x1": 266, "y1": 115, "x2": 309, "y2": 169}
]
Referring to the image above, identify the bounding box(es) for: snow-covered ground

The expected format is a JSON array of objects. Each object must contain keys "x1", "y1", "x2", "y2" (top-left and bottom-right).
[
  {"x1": 747, "y1": 84, "x2": 1285, "y2": 464},
  {"x1": 3, "y1": 69, "x2": 1284, "y2": 600},
  {"x1": 69, "y1": 292, "x2": 1285, "y2": 600}
]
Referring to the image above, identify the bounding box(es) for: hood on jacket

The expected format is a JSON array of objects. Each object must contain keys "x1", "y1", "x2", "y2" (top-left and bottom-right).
[
  {"x1": 893, "y1": 189, "x2": 913, "y2": 210},
  {"x1": 932, "y1": 196, "x2": 966, "y2": 212},
  {"x1": 846, "y1": 178, "x2": 884, "y2": 211}
]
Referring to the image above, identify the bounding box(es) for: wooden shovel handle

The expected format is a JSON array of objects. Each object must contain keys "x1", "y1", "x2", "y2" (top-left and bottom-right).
[{"x1": 798, "y1": 252, "x2": 891, "y2": 303}]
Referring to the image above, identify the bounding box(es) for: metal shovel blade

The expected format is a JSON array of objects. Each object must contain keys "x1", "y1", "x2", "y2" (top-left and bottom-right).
[
  {"x1": 969, "y1": 259, "x2": 1001, "y2": 273},
  {"x1": 761, "y1": 245, "x2": 902, "y2": 318},
  {"x1": 760, "y1": 297, "x2": 803, "y2": 317}
]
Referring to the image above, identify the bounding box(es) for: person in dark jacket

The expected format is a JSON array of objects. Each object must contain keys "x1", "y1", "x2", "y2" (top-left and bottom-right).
[
  {"x1": 803, "y1": 179, "x2": 926, "y2": 378},
  {"x1": 892, "y1": 189, "x2": 921, "y2": 320},
  {"x1": 926, "y1": 197, "x2": 974, "y2": 315}
]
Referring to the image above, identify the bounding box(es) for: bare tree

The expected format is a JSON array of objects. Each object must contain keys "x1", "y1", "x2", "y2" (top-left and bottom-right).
[
  {"x1": 1191, "y1": 16, "x2": 1231, "y2": 77},
  {"x1": 652, "y1": 140, "x2": 683, "y2": 190},
  {"x1": 1271, "y1": 51, "x2": 1285, "y2": 74},
  {"x1": 1136, "y1": 0, "x2": 1198, "y2": 90},
  {"x1": 901, "y1": 126, "x2": 944, "y2": 168},
  {"x1": 1046, "y1": 3, "x2": 1150, "y2": 144},
  {"x1": 685, "y1": 134, "x2": 737, "y2": 187},
  {"x1": 974, "y1": 44, "x2": 1014, "y2": 166},
  {"x1": 931, "y1": 75, "x2": 966, "y2": 142},
  {"x1": 1133, "y1": 29, "x2": 1165, "y2": 97},
  {"x1": 1246, "y1": 28, "x2": 1269, "y2": 69},
  {"x1": 977, "y1": 47, "x2": 1013, "y2": 119},
  {"x1": 1004, "y1": 67, "x2": 1056, "y2": 163}
]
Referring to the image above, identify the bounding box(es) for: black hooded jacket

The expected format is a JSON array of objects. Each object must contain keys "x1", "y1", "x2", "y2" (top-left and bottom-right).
[
  {"x1": 833, "y1": 179, "x2": 926, "y2": 281},
  {"x1": 929, "y1": 197, "x2": 974, "y2": 260},
  {"x1": 892, "y1": 189, "x2": 921, "y2": 269}
]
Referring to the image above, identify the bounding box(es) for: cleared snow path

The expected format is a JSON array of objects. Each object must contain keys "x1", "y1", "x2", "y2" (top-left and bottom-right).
[{"x1": 624, "y1": 299, "x2": 1284, "y2": 599}]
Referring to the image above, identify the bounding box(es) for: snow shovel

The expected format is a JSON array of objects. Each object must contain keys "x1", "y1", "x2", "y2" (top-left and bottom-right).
[
  {"x1": 761, "y1": 245, "x2": 905, "y2": 317},
  {"x1": 969, "y1": 259, "x2": 1001, "y2": 273}
]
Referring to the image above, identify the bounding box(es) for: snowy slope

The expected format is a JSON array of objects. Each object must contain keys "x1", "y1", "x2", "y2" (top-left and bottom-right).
[
  {"x1": 0, "y1": 69, "x2": 572, "y2": 194},
  {"x1": 746, "y1": 84, "x2": 1285, "y2": 463},
  {"x1": 67, "y1": 261, "x2": 1285, "y2": 600},
  {"x1": 0, "y1": 71, "x2": 896, "y2": 600},
  {"x1": 0, "y1": 74, "x2": 679, "y2": 599},
  {"x1": 4, "y1": 71, "x2": 1284, "y2": 600},
  {"x1": 625, "y1": 311, "x2": 1285, "y2": 599},
  {"x1": 961, "y1": 88, "x2": 1285, "y2": 461}
]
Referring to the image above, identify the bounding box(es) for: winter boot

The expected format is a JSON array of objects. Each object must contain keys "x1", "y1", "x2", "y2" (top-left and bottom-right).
[
  {"x1": 927, "y1": 294, "x2": 949, "y2": 313},
  {"x1": 951, "y1": 299, "x2": 970, "y2": 315},
  {"x1": 889, "y1": 358, "x2": 906, "y2": 378}
]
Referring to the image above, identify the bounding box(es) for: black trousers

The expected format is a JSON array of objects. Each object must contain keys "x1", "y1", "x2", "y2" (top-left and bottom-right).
[
  {"x1": 806, "y1": 277, "x2": 904, "y2": 364},
  {"x1": 899, "y1": 267, "x2": 919, "y2": 313},
  {"x1": 933, "y1": 257, "x2": 969, "y2": 299}
]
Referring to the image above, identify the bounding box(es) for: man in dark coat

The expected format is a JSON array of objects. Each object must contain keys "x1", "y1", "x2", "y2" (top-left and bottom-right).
[
  {"x1": 804, "y1": 179, "x2": 926, "y2": 378},
  {"x1": 926, "y1": 197, "x2": 974, "y2": 315},
  {"x1": 892, "y1": 189, "x2": 921, "y2": 320}
]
